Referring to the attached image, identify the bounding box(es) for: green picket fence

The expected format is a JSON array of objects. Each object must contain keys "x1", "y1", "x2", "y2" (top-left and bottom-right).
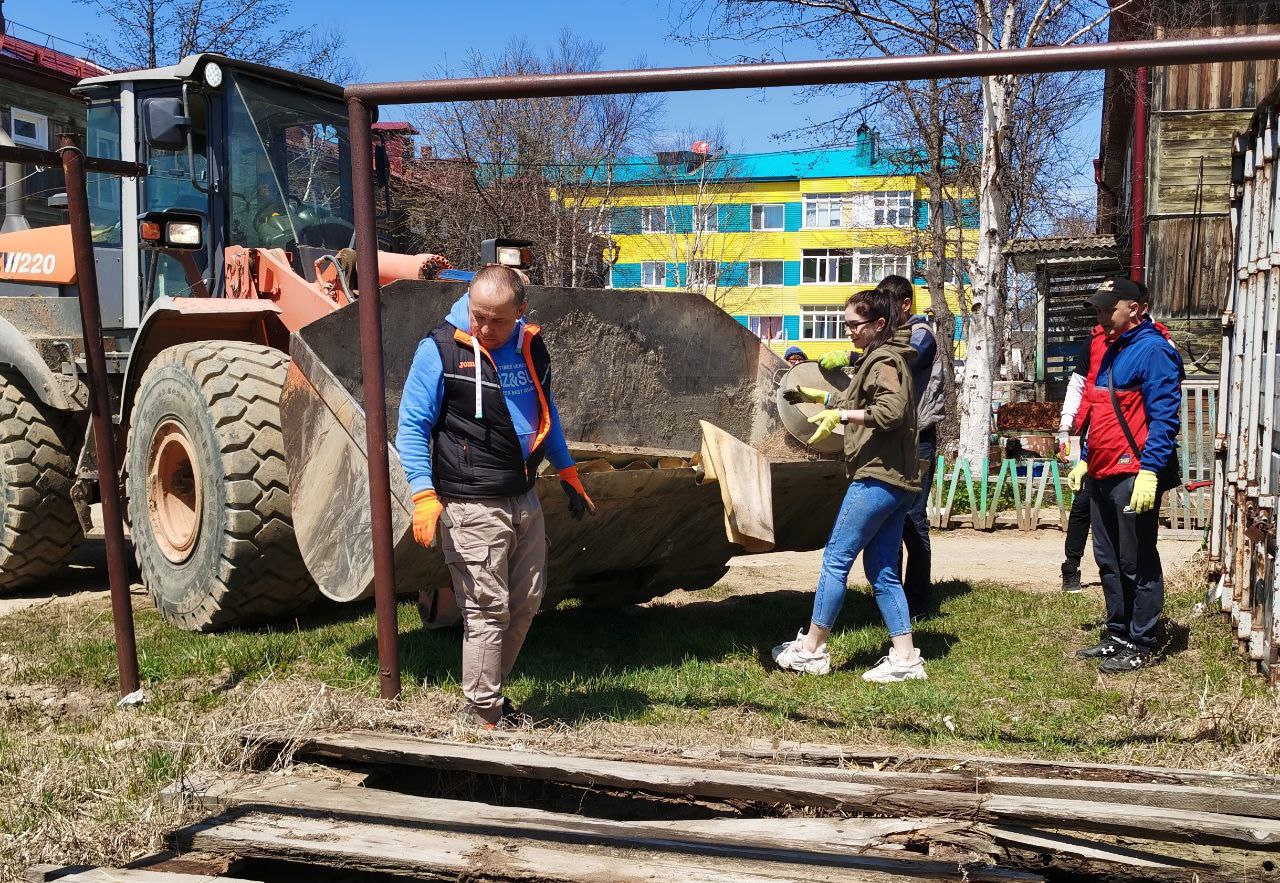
[{"x1": 927, "y1": 456, "x2": 1070, "y2": 531}]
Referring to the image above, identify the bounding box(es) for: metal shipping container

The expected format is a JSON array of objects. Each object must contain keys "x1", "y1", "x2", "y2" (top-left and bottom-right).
[{"x1": 1211, "y1": 85, "x2": 1280, "y2": 682}]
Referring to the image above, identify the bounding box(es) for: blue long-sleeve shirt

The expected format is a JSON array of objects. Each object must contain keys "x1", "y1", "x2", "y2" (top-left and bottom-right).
[{"x1": 396, "y1": 294, "x2": 574, "y2": 494}]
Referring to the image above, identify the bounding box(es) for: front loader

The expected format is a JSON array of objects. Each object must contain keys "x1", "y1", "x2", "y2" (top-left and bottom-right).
[{"x1": 0, "y1": 54, "x2": 844, "y2": 631}]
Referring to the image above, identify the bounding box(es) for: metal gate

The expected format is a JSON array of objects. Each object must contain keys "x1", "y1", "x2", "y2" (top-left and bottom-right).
[{"x1": 1211, "y1": 89, "x2": 1280, "y2": 681}]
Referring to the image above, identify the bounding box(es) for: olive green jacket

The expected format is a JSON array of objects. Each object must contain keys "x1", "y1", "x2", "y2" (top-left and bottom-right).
[{"x1": 836, "y1": 328, "x2": 921, "y2": 493}]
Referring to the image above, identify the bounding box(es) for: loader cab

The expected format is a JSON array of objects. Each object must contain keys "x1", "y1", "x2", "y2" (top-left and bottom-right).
[{"x1": 75, "y1": 55, "x2": 352, "y2": 330}]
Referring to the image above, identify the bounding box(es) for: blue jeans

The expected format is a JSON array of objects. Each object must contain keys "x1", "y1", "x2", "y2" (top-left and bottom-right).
[{"x1": 812, "y1": 478, "x2": 914, "y2": 637}]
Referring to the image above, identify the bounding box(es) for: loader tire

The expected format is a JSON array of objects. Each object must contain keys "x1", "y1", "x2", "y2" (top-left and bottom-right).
[
  {"x1": 126, "y1": 342, "x2": 317, "y2": 631},
  {"x1": 0, "y1": 370, "x2": 82, "y2": 593}
]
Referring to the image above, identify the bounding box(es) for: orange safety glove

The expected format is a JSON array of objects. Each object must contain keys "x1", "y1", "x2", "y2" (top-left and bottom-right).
[
  {"x1": 558, "y1": 466, "x2": 597, "y2": 520},
  {"x1": 411, "y1": 489, "x2": 443, "y2": 547}
]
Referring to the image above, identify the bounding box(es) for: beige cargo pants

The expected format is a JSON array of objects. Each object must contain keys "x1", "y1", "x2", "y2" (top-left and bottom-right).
[{"x1": 439, "y1": 488, "x2": 546, "y2": 724}]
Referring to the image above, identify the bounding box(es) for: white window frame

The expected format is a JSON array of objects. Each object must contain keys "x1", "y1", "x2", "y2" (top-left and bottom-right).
[
  {"x1": 801, "y1": 248, "x2": 855, "y2": 284},
  {"x1": 801, "y1": 305, "x2": 847, "y2": 341},
  {"x1": 693, "y1": 204, "x2": 718, "y2": 232},
  {"x1": 872, "y1": 191, "x2": 913, "y2": 227},
  {"x1": 687, "y1": 259, "x2": 718, "y2": 287},
  {"x1": 10, "y1": 108, "x2": 48, "y2": 149},
  {"x1": 750, "y1": 203, "x2": 785, "y2": 231},
  {"x1": 749, "y1": 260, "x2": 784, "y2": 286},
  {"x1": 747, "y1": 315, "x2": 785, "y2": 341},
  {"x1": 854, "y1": 251, "x2": 912, "y2": 284},
  {"x1": 641, "y1": 261, "x2": 667, "y2": 288},
  {"x1": 803, "y1": 193, "x2": 844, "y2": 229},
  {"x1": 642, "y1": 206, "x2": 667, "y2": 232}
]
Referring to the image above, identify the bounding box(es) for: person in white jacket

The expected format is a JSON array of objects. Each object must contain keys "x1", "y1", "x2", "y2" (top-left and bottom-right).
[{"x1": 1058, "y1": 331, "x2": 1094, "y2": 593}]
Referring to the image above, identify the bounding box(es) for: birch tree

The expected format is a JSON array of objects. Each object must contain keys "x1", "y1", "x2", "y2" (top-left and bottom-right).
[{"x1": 676, "y1": 0, "x2": 1112, "y2": 467}]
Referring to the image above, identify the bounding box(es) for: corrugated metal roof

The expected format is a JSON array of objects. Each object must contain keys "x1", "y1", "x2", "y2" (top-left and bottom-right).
[
  {"x1": 584, "y1": 144, "x2": 943, "y2": 186},
  {"x1": 0, "y1": 32, "x2": 108, "y2": 80},
  {"x1": 1007, "y1": 235, "x2": 1120, "y2": 273}
]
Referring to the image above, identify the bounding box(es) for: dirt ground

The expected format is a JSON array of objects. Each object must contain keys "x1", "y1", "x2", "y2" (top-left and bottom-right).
[{"x1": 0, "y1": 524, "x2": 1203, "y2": 619}]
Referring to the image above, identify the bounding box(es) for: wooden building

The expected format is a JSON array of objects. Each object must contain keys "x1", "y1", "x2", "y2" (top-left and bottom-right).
[{"x1": 1096, "y1": 0, "x2": 1280, "y2": 375}]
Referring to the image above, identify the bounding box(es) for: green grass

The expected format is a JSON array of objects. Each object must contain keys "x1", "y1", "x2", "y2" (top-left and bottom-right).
[{"x1": 0, "y1": 575, "x2": 1270, "y2": 761}]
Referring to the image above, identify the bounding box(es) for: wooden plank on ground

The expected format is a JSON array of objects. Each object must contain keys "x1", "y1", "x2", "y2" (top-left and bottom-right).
[
  {"x1": 723, "y1": 739, "x2": 1280, "y2": 789},
  {"x1": 175, "y1": 811, "x2": 1044, "y2": 883},
  {"x1": 979, "y1": 825, "x2": 1204, "y2": 870},
  {"x1": 26, "y1": 867, "x2": 258, "y2": 883},
  {"x1": 279, "y1": 731, "x2": 1280, "y2": 848},
  {"x1": 179, "y1": 773, "x2": 1029, "y2": 880}
]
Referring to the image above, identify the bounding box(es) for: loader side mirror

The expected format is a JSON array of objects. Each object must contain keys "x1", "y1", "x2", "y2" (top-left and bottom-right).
[{"x1": 141, "y1": 97, "x2": 190, "y2": 150}]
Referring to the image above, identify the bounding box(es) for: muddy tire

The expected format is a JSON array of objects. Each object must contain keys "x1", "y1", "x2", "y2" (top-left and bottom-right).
[
  {"x1": 0, "y1": 370, "x2": 82, "y2": 592},
  {"x1": 126, "y1": 341, "x2": 317, "y2": 631}
]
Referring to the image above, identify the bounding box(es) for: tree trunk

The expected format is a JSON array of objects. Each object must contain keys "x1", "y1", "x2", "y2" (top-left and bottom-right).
[{"x1": 957, "y1": 71, "x2": 1013, "y2": 469}]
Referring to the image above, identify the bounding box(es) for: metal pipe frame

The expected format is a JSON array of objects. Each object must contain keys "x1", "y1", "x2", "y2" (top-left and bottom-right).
[
  {"x1": 344, "y1": 33, "x2": 1280, "y2": 698},
  {"x1": 57, "y1": 134, "x2": 141, "y2": 699}
]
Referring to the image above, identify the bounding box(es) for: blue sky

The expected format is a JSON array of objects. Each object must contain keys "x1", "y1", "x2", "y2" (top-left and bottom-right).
[{"x1": 8, "y1": 0, "x2": 1099, "y2": 196}]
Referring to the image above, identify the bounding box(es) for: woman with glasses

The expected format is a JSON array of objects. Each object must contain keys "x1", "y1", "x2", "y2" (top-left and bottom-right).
[{"x1": 774, "y1": 288, "x2": 926, "y2": 682}]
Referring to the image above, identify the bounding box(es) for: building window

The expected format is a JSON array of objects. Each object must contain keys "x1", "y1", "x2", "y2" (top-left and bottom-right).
[
  {"x1": 688, "y1": 260, "x2": 718, "y2": 286},
  {"x1": 802, "y1": 248, "x2": 854, "y2": 284},
  {"x1": 803, "y1": 193, "x2": 845, "y2": 228},
  {"x1": 857, "y1": 252, "x2": 912, "y2": 283},
  {"x1": 873, "y1": 191, "x2": 913, "y2": 227},
  {"x1": 693, "y1": 204, "x2": 718, "y2": 232},
  {"x1": 751, "y1": 203, "x2": 784, "y2": 230},
  {"x1": 641, "y1": 261, "x2": 666, "y2": 287},
  {"x1": 642, "y1": 207, "x2": 667, "y2": 232},
  {"x1": 10, "y1": 108, "x2": 48, "y2": 148},
  {"x1": 802, "y1": 305, "x2": 847, "y2": 340},
  {"x1": 749, "y1": 260, "x2": 784, "y2": 286},
  {"x1": 747, "y1": 315, "x2": 785, "y2": 341}
]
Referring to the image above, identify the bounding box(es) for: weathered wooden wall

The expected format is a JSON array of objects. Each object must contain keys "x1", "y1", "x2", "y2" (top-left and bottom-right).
[
  {"x1": 1156, "y1": 3, "x2": 1280, "y2": 112},
  {"x1": 1145, "y1": 215, "x2": 1234, "y2": 319},
  {"x1": 1152, "y1": 113, "x2": 1243, "y2": 215}
]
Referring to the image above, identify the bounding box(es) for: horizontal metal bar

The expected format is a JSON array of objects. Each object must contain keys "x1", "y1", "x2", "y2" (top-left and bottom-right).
[
  {"x1": 0, "y1": 144, "x2": 146, "y2": 177},
  {"x1": 346, "y1": 34, "x2": 1280, "y2": 106}
]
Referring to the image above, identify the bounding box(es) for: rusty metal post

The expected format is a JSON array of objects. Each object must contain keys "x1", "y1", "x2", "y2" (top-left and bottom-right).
[
  {"x1": 58, "y1": 133, "x2": 140, "y2": 699},
  {"x1": 1130, "y1": 66, "x2": 1149, "y2": 284},
  {"x1": 347, "y1": 98, "x2": 401, "y2": 700}
]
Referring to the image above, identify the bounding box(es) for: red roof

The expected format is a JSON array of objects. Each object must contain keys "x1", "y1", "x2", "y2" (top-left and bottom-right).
[
  {"x1": 372, "y1": 121, "x2": 418, "y2": 134},
  {"x1": 0, "y1": 32, "x2": 109, "y2": 81}
]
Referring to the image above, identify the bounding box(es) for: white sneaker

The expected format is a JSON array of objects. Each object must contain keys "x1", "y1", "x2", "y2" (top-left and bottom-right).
[
  {"x1": 771, "y1": 630, "x2": 831, "y2": 674},
  {"x1": 862, "y1": 648, "x2": 927, "y2": 683}
]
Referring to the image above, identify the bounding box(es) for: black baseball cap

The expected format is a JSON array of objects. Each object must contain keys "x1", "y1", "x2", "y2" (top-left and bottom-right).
[{"x1": 1089, "y1": 277, "x2": 1148, "y2": 309}]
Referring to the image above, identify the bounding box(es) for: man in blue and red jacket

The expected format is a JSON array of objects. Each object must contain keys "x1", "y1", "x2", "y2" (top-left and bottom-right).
[
  {"x1": 1066, "y1": 277, "x2": 1183, "y2": 673},
  {"x1": 396, "y1": 265, "x2": 595, "y2": 727}
]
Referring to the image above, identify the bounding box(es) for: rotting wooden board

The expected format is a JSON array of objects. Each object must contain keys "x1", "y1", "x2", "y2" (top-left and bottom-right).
[
  {"x1": 978, "y1": 825, "x2": 1205, "y2": 870},
  {"x1": 26, "y1": 867, "x2": 259, "y2": 883},
  {"x1": 277, "y1": 731, "x2": 1280, "y2": 848},
  {"x1": 705, "y1": 757, "x2": 1280, "y2": 819},
  {"x1": 175, "y1": 810, "x2": 1045, "y2": 883},
  {"x1": 722, "y1": 739, "x2": 1280, "y2": 789},
  {"x1": 176, "y1": 773, "x2": 1020, "y2": 878}
]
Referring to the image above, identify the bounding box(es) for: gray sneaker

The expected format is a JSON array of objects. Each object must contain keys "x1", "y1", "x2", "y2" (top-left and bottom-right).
[{"x1": 771, "y1": 630, "x2": 831, "y2": 674}]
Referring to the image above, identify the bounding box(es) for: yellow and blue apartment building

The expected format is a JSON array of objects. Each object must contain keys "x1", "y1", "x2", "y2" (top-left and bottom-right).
[{"x1": 591, "y1": 143, "x2": 977, "y2": 360}]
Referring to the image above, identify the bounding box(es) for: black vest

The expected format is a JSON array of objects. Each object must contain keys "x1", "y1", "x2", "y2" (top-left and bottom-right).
[{"x1": 429, "y1": 321, "x2": 553, "y2": 499}]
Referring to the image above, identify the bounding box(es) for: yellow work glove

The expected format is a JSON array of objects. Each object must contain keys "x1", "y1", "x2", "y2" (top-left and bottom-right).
[
  {"x1": 782, "y1": 385, "x2": 829, "y2": 405},
  {"x1": 806, "y1": 409, "x2": 842, "y2": 445},
  {"x1": 1128, "y1": 469, "x2": 1158, "y2": 514},
  {"x1": 1067, "y1": 461, "x2": 1088, "y2": 493},
  {"x1": 411, "y1": 489, "x2": 443, "y2": 548},
  {"x1": 819, "y1": 351, "x2": 851, "y2": 371}
]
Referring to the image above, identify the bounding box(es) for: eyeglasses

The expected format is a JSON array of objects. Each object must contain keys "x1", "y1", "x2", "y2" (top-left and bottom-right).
[{"x1": 844, "y1": 318, "x2": 877, "y2": 331}]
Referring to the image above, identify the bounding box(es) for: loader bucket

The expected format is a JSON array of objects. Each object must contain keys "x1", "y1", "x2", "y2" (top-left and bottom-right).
[{"x1": 279, "y1": 281, "x2": 845, "y2": 607}]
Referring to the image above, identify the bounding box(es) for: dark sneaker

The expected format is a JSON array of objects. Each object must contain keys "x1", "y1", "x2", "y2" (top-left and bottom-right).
[
  {"x1": 1076, "y1": 634, "x2": 1123, "y2": 659},
  {"x1": 1062, "y1": 570, "x2": 1082, "y2": 594},
  {"x1": 1099, "y1": 646, "x2": 1159, "y2": 674},
  {"x1": 499, "y1": 697, "x2": 535, "y2": 729}
]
